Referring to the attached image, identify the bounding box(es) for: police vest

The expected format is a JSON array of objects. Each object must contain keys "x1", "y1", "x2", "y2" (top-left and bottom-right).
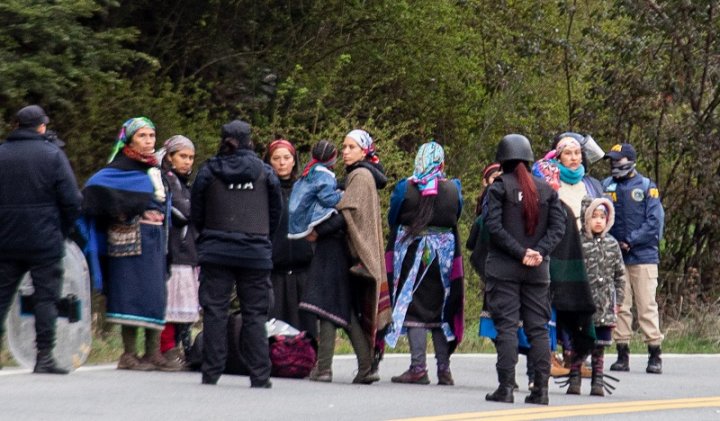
[{"x1": 203, "y1": 171, "x2": 269, "y2": 235}]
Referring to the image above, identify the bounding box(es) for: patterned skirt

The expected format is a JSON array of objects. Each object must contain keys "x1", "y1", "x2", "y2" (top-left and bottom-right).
[{"x1": 165, "y1": 264, "x2": 200, "y2": 323}]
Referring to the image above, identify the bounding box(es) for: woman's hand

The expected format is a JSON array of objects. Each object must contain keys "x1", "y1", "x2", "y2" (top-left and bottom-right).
[
  {"x1": 306, "y1": 230, "x2": 318, "y2": 242},
  {"x1": 522, "y1": 249, "x2": 543, "y2": 267},
  {"x1": 142, "y1": 210, "x2": 164, "y2": 223}
]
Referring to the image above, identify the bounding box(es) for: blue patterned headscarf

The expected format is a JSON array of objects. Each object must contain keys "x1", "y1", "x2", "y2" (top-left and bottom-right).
[
  {"x1": 409, "y1": 140, "x2": 445, "y2": 196},
  {"x1": 108, "y1": 117, "x2": 156, "y2": 162}
]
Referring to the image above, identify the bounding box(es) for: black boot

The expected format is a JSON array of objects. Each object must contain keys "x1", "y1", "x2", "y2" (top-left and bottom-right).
[
  {"x1": 609, "y1": 343, "x2": 630, "y2": 371},
  {"x1": 646, "y1": 345, "x2": 662, "y2": 374},
  {"x1": 525, "y1": 373, "x2": 549, "y2": 405},
  {"x1": 34, "y1": 350, "x2": 69, "y2": 374},
  {"x1": 485, "y1": 369, "x2": 515, "y2": 403}
]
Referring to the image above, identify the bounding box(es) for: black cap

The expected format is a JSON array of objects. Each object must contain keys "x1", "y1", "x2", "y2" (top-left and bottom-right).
[
  {"x1": 221, "y1": 120, "x2": 252, "y2": 148},
  {"x1": 16, "y1": 105, "x2": 49, "y2": 128},
  {"x1": 605, "y1": 143, "x2": 636, "y2": 161}
]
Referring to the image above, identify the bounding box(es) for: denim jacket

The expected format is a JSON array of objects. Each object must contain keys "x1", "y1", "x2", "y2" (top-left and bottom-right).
[{"x1": 287, "y1": 165, "x2": 343, "y2": 239}]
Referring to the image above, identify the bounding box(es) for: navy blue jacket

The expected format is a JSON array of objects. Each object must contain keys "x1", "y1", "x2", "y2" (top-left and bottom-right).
[
  {"x1": 603, "y1": 172, "x2": 663, "y2": 265},
  {"x1": 0, "y1": 128, "x2": 82, "y2": 260},
  {"x1": 191, "y1": 149, "x2": 282, "y2": 269}
]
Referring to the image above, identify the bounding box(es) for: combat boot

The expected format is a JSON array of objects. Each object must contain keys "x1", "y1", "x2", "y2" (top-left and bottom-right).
[
  {"x1": 646, "y1": 345, "x2": 662, "y2": 374},
  {"x1": 485, "y1": 369, "x2": 515, "y2": 403},
  {"x1": 525, "y1": 373, "x2": 549, "y2": 405},
  {"x1": 33, "y1": 350, "x2": 69, "y2": 374},
  {"x1": 609, "y1": 343, "x2": 630, "y2": 371}
]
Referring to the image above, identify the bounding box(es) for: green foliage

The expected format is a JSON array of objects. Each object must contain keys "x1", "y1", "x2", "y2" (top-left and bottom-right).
[{"x1": 1, "y1": 0, "x2": 719, "y2": 332}]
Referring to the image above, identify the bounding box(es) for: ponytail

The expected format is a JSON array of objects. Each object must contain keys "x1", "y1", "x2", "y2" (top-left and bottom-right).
[{"x1": 515, "y1": 163, "x2": 539, "y2": 236}]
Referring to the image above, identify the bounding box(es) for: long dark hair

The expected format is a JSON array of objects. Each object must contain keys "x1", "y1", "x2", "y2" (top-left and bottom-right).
[{"x1": 504, "y1": 160, "x2": 539, "y2": 236}]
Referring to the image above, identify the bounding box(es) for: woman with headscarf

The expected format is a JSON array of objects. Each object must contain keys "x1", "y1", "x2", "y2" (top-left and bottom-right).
[
  {"x1": 157, "y1": 135, "x2": 199, "y2": 362},
  {"x1": 82, "y1": 117, "x2": 181, "y2": 371},
  {"x1": 385, "y1": 141, "x2": 464, "y2": 386},
  {"x1": 300, "y1": 129, "x2": 390, "y2": 384},
  {"x1": 263, "y1": 138, "x2": 316, "y2": 338},
  {"x1": 533, "y1": 132, "x2": 605, "y2": 376}
]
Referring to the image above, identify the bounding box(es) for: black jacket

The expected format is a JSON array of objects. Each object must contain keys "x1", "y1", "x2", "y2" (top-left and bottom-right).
[
  {"x1": 485, "y1": 172, "x2": 566, "y2": 281},
  {"x1": 271, "y1": 178, "x2": 314, "y2": 270},
  {"x1": 0, "y1": 128, "x2": 82, "y2": 260},
  {"x1": 191, "y1": 149, "x2": 282, "y2": 269},
  {"x1": 163, "y1": 165, "x2": 198, "y2": 266}
]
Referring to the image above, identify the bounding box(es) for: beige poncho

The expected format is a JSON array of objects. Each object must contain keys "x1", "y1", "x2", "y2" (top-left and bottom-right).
[{"x1": 337, "y1": 167, "x2": 391, "y2": 348}]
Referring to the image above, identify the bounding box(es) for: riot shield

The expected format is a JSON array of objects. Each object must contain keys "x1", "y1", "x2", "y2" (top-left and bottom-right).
[{"x1": 6, "y1": 240, "x2": 92, "y2": 371}]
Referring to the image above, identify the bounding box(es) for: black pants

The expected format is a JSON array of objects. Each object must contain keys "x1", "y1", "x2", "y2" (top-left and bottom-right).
[
  {"x1": 0, "y1": 258, "x2": 63, "y2": 353},
  {"x1": 199, "y1": 263, "x2": 271, "y2": 385},
  {"x1": 486, "y1": 275, "x2": 551, "y2": 384}
]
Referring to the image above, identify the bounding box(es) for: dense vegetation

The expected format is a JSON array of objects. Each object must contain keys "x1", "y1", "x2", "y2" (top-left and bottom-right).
[{"x1": 1, "y1": 1, "x2": 718, "y2": 334}]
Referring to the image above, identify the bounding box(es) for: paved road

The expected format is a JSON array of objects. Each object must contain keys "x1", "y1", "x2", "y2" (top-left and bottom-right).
[{"x1": 1, "y1": 353, "x2": 719, "y2": 420}]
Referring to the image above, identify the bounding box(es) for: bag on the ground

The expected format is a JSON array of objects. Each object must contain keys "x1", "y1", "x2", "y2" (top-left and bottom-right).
[
  {"x1": 269, "y1": 331, "x2": 317, "y2": 378},
  {"x1": 189, "y1": 314, "x2": 316, "y2": 378},
  {"x1": 187, "y1": 311, "x2": 249, "y2": 374}
]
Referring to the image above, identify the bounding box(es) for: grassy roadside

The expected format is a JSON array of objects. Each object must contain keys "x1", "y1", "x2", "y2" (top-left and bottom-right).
[{"x1": 1, "y1": 313, "x2": 717, "y2": 369}]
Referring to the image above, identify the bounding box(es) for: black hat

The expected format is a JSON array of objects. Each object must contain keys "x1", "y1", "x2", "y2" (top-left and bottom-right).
[
  {"x1": 221, "y1": 120, "x2": 252, "y2": 148},
  {"x1": 605, "y1": 143, "x2": 637, "y2": 161},
  {"x1": 16, "y1": 105, "x2": 49, "y2": 128}
]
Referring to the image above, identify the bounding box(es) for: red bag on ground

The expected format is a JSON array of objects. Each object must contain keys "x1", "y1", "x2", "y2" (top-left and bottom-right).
[{"x1": 269, "y1": 332, "x2": 317, "y2": 378}]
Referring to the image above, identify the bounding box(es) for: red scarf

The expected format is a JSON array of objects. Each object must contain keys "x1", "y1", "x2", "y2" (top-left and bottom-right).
[{"x1": 123, "y1": 146, "x2": 159, "y2": 167}]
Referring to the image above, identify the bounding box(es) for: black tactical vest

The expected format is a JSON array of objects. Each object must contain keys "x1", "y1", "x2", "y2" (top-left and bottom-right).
[{"x1": 203, "y1": 171, "x2": 269, "y2": 234}]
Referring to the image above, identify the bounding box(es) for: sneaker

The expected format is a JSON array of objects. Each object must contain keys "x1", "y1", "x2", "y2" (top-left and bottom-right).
[
  {"x1": 117, "y1": 352, "x2": 154, "y2": 371},
  {"x1": 438, "y1": 369, "x2": 454, "y2": 386},
  {"x1": 141, "y1": 352, "x2": 184, "y2": 372},
  {"x1": 162, "y1": 347, "x2": 188, "y2": 370},
  {"x1": 391, "y1": 368, "x2": 430, "y2": 385},
  {"x1": 308, "y1": 367, "x2": 332, "y2": 382},
  {"x1": 349, "y1": 263, "x2": 373, "y2": 279},
  {"x1": 353, "y1": 369, "x2": 381, "y2": 384}
]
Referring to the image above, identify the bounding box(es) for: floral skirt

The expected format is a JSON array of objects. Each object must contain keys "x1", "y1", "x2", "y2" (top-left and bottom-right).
[{"x1": 165, "y1": 264, "x2": 200, "y2": 323}]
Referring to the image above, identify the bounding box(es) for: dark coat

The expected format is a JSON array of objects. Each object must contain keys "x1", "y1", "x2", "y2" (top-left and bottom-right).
[
  {"x1": 485, "y1": 172, "x2": 566, "y2": 282},
  {"x1": 191, "y1": 149, "x2": 282, "y2": 270},
  {"x1": 271, "y1": 178, "x2": 314, "y2": 270},
  {"x1": 0, "y1": 128, "x2": 81, "y2": 260},
  {"x1": 162, "y1": 165, "x2": 198, "y2": 266}
]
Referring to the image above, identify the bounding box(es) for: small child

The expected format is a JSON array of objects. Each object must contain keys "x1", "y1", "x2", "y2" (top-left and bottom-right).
[
  {"x1": 288, "y1": 140, "x2": 342, "y2": 239},
  {"x1": 570, "y1": 196, "x2": 627, "y2": 396}
]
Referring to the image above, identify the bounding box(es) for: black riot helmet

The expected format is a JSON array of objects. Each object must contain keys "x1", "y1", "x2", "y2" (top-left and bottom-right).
[{"x1": 495, "y1": 134, "x2": 534, "y2": 164}]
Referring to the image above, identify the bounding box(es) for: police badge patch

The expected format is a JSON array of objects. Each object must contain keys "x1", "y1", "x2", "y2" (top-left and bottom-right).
[{"x1": 632, "y1": 188, "x2": 645, "y2": 201}]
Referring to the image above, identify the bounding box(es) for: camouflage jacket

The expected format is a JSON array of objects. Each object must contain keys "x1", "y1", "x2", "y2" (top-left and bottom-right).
[{"x1": 581, "y1": 196, "x2": 627, "y2": 327}]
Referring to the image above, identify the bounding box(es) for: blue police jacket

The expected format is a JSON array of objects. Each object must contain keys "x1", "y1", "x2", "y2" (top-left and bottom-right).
[{"x1": 602, "y1": 171, "x2": 664, "y2": 265}]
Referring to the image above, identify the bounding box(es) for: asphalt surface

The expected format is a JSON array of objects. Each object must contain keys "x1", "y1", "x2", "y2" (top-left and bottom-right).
[{"x1": 1, "y1": 353, "x2": 719, "y2": 420}]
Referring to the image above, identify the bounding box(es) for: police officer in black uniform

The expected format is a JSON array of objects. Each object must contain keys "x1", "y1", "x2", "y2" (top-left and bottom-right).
[
  {"x1": 191, "y1": 120, "x2": 282, "y2": 387},
  {"x1": 483, "y1": 134, "x2": 566, "y2": 405},
  {"x1": 0, "y1": 105, "x2": 82, "y2": 374}
]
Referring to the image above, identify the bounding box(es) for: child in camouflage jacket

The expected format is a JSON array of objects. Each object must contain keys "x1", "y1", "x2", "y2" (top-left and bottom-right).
[{"x1": 574, "y1": 196, "x2": 627, "y2": 397}]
